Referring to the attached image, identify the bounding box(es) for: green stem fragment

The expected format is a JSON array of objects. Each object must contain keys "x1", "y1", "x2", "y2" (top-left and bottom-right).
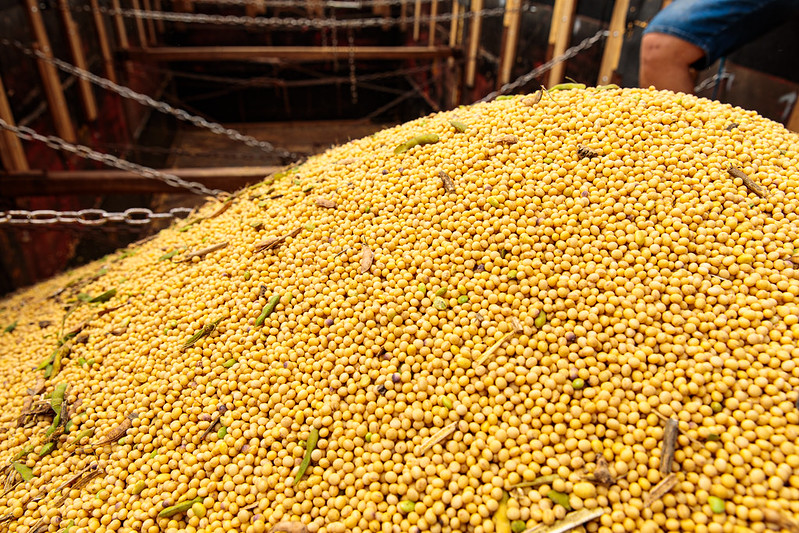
[
  {"x1": 394, "y1": 133, "x2": 439, "y2": 154},
  {"x1": 61, "y1": 519, "x2": 75, "y2": 533},
  {"x1": 12, "y1": 462, "x2": 34, "y2": 482},
  {"x1": 3, "y1": 321, "x2": 17, "y2": 333},
  {"x1": 39, "y1": 442, "x2": 56, "y2": 457},
  {"x1": 595, "y1": 84, "x2": 620, "y2": 90},
  {"x1": 11, "y1": 443, "x2": 36, "y2": 462},
  {"x1": 547, "y1": 489, "x2": 572, "y2": 510},
  {"x1": 181, "y1": 318, "x2": 223, "y2": 351},
  {"x1": 158, "y1": 496, "x2": 203, "y2": 518},
  {"x1": 293, "y1": 427, "x2": 319, "y2": 485},
  {"x1": 51, "y1": 383, "x2": 67, "y2": 417},
  {"x1": 549, "y1": 83, "x2": 586, "y2": 91},
  {"x1": 495, "y1": 95, "x2": 515, "y2": 101},
  {"x1": 256, "y1": 294, "x2": 281, "y2": 326},
  {"x1": 448, "y1": 119, "x2": 467, "y2": 132},
  {"x1": 158, "y1": 250, "x2": 180, "y2": 262},
  {"x1": 89, "y1": 289, "x2": 117, "y2": 303}
]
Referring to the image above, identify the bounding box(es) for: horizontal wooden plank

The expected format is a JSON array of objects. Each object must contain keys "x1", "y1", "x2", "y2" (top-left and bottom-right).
[
  {"x1": 125, "y1": 45, "x2": 457, "y2": 62},
  {"x1": 1, "y1": 166, "x2": 280, "y2": 196}
]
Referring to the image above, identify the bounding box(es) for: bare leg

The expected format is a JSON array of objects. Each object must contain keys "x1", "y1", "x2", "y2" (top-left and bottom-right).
[{"x1": 640, "y1": 32, "x2": 705, "y2": 93}]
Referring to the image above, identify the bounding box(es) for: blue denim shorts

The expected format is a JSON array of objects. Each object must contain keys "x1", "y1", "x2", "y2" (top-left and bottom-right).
[{"x1": 644, "y1": 0, "x2": 799, "y2": 69}]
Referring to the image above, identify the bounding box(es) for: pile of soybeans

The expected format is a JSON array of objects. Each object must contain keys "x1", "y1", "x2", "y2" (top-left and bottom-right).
[{"x1": 2, "y1": 87, "x2": 799, "y2": 533}]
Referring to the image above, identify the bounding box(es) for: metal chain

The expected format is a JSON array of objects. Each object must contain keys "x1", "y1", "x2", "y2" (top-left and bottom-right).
[
  {"x1": 348, "y1": 28, "x2": 358, "y2": 104},
  {"x1": 0, "y1": 118, "x2": 225, "y2": 198},
  {"x1": 70, "y1": 4, "x2": 509, "y2": 29},
  {"x1": 0, "y1": 207, "x2": 194, "y2": 226},
  {"x1": 478, "y1": 29, "x2": 609, "y2": 103},
  {"x1": 0, "y1": 38, "x2": 298, "y2": 161},
  {"x1": 190, "y1": 0, "x2": 437, "y2": 8}
]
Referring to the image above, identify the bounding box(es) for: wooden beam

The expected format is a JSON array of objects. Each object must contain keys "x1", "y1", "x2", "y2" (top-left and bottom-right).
[
  {"x1": 141, "y1": 0, "x2": 157, "y2": 45},
  {"x1": 0, "y1": 76, "x2": 29, "y2": 172},
  {"x1": 126, "y1": 45, "x2": 457, "y2": 62},
  {"x1": 130, "y1": 0, "x2": 148, "y2": 47},
  {"x1": 547, "y1": 0, "x2": 576, "y2": 87},
  {"x1": 57, "y1": 0, "x2": 99, "y2": 122},
  {"x1": 111, "y1": 0, "x2": 130, "y2": 50},
  {"x1": 428, "y1": 0, "x2": 438, "y2": 47},
  {"x1": 413, "y1": 0, "x2": 422, "y2": 40},
  {"x1": 465, "y1": 0, "x2": 483, "y2": 86},
  {"x1": 497, "y1": 0, "x2": 522, "y2": 87},
  {"x1": 1, "y1": 166, "x2": 281, "y2": 196},
  {"x1": 90, "y1": 0, "x2": 118, "y2": 83},
  {"x1": 23, "y1": 0, "x2": 76, "y2": 143},
  {"x1": 546, "y1": 0, "x2": 564, "y2": 60},
  {"x1": 597, "y1": 0, "x2": 629, "y2": 86}
]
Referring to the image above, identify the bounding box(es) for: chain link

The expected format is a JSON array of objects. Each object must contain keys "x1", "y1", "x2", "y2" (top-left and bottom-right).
[
  {"x1": 0, "y1": 38, "x2": 298, "y2": 161},
  {"x1": 0, "y1": 118, "x2": 225, "y2": 198},
  {"x1": 69, "y1": 4, "x2": 508, "y2": 29},
  {"x1": 478, "y1": 29, "x2": 609, "y2": 103},
  {"x1": 0, "y1": 207, "x2": 194, "y2": 226}
]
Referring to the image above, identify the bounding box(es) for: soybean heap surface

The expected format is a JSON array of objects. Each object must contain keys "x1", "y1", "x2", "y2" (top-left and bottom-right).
[{"x1": 1, "y1": 88, "x2": 799, "y2": 533}]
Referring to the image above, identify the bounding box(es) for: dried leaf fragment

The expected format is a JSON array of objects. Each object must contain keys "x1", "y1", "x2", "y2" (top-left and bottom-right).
[
  {"x1": 474, "y1": 318, "x2": 523, "y2": 367},
  {"x1": 524, "y1": 507, "x2": 605, "y2": 533},
  {"x1": 88, "y1": 417, "x2": 132, "y2": 448},
  {"x1": 763, "y1": 508, "x2": 799, "y2": 533},
  {"x1": 577, "y1": 146, "x2": 598, "y2": 159},
  {"x1": 660, "y1": 417, "x2": 679, "y2": 475},
  {"x1": 728, "y1": 166, "x2": 766, "y2": 197},
  {"x1": 439, "y1": 170, "x2": 455, "y2": 193},
  {"x1": 495, "y1": 134, "x2": 518, "y2": 145},
  {"x1": 315, "y1": 197, "x2": 337, "y2": 209},
  {"x1": 589, "y1": 456, "x2": 614, "y2": 485},
  {"x1": 271, "y1": 522, "x2": 308, "y2": 533},
  {"x1": 417, "y1": 421, "x2": 458, "y2": 456},
  {"x1": 644, "y1": 472, "x2": 678, "y2": 507},
  {"x1": 359, "y1": 245, "x2": 374, "y2": 274},
  {"x1": 254, "y1": 227, "x2": 302, "y2": 252},
  {"x1": 181, "y1": 317, "x2": 223, "y2": 350},
  {"x1": 522, "y1": 91, "x2": 542, "y2": 106},
  {"x1": 173, "y1": 242, "x2": 229, "y2": 263}
]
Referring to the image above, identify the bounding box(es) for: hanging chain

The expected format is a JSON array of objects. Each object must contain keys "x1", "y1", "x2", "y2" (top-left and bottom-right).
[
  {"x1": 0, "y1": 118, "x2": 225, "y2": 199},
  {"x1": 191, "y1": 0, "x2": 438, "y2": 8},
  {"x1": 347, "y1": 28, "x2": 358, "y2": 104},
  {"x1": 0, "y1": 38, "x2": 298, "y2": 161},
  {"x1": 0, "y1": 207, "x2": 194, "y2": 226},
  {"x1": 68, "y1": 4, "x2": 509, "y2": 30},
  {"x1": 478, "y1": 29, "x2": 609, "y2": 103}
]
